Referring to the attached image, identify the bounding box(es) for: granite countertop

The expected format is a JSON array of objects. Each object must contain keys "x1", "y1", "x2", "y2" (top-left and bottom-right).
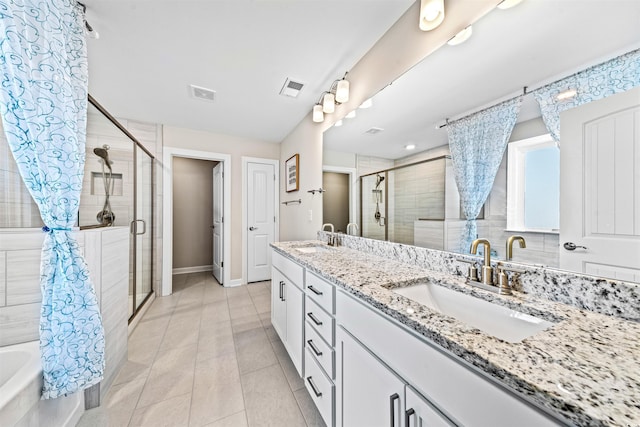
[{"x1": 272, "y1": 240, "x2": 640, "y2": 427}]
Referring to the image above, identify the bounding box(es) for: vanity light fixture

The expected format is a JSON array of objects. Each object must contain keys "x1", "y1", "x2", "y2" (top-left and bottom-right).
[
  {"x1": 346, "y1": 110, "x2": 357, "y2": 119},
  {"x1": 447, "y1": 26, "x2": 473, "y2": 46},
  {"x1": 497, "y1": 0, "x2": 523, "y2": 10},
  {"x1": 312, "y1": 104, "x2": 324, "y2": 123},
  {"x1": 310, "y1": 72, "x2": 350, "y2": 123},
  {"x1": 556, "y1": 89, "x2": 577, "y2": 100},
  {"x1": 322, "y1": 92, "x2": 336, "y2": 113},
  {"x1": 359, "y1": 98, "x2": 373, "y2": 109},
  {"x1": 419, "y1": 0, "x2": 445, "y2": 31}
]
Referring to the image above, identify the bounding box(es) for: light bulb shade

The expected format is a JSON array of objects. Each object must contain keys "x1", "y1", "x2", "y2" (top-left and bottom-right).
[
  {"x1": 335, "y1": 79, "x2": 350, "y2": 103},
  {"x1": 345, "y1": 110, "x2": 356, "y2": 119},
  {"x1": 313, "y1": 104, "x2": 324, "y2": 123},
  {"x1": 497, "y1": 0, "x2": 523, "y2": 10},
  {"x1": 359, "y1": 98, "x2": 373, "y2": 109},
  {"x1": 323, "y1": 93, "x2": 335, "y2": 113},
  {"x1": 447, "y1": 26, "x2": 473, "y2": 46},
  {"x1": 419, "y1": 0, "x2": 445, "y2": 31}
]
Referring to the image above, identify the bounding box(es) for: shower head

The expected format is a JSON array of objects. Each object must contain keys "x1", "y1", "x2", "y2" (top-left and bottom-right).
[
  {"x1": 375, "y1": 174, "x2": 385, "y2": 188},
  {"x1": 93, "y1": 146, "x2": 112, "y2": 171}
]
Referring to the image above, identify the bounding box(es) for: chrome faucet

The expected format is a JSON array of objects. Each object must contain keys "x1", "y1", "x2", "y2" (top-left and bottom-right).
[
  {"x1": 506, "y1": 235, "x2": 526, "y2": 260},
  {"x1": 470, "y1": 238, "x2": 493, "y2": 285},
  {"x1": 346, "y1": 223, "x2": 359, "y2": 236},
  {"x1": 322, "y1": 223, "x2": 336, "y2": 246}
]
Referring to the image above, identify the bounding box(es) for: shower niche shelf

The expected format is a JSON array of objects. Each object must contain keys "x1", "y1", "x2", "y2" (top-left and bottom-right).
[{"x1": 91, "y1": 171, "x2": 124, "y2": 196}]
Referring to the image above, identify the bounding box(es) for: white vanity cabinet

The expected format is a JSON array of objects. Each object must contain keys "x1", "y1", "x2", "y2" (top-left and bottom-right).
[
  {"x1": 303, "y1": 271, "x2": 337, "y2": 427},
  {"x1": 335, "y1": 289, "x2": 564, "y2": 427},
  {"x1": 271, "y1": 251, "x2": 304, "y2": 375}
]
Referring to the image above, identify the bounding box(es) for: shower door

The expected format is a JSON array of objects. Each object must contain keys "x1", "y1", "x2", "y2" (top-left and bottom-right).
[{"x1": 131, "y1": 145, "x2": 154, "y2": 317}]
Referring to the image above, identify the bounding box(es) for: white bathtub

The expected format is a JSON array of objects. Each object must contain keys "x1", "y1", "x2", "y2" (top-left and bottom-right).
[{"x1": 0, "y1": 341, "x2": 84, "y2": 427}]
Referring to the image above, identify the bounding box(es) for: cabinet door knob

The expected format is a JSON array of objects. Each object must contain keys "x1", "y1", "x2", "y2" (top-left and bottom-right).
[
  {"x1": 306, "y1": 376, "x2": 322, "y2": 397},
  {"x1": 308, "y1": 285, "x2": 323, "y2": 295},
  {"x1": 307, "y1": 339, "x2": 323, "y2": 356},
  {"x1": 389, "y1": 393, "x2": 400, "y2": 427},
  {"x1": 405, "y1": 408, "x2": 415, "y2": 427},
  {"x1": 307, "y1": 312, "x2": 323, "y2": 326}
]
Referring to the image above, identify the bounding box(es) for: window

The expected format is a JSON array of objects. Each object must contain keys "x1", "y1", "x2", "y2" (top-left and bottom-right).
[{"x1": 506, "y1": 134, "x2": 559, "y2": 233}]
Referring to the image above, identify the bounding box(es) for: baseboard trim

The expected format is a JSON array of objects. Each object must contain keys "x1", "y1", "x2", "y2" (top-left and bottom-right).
[
  {"x1": 225, "y1": 278, "x2": 243, "y2": 288},
  {"x1": 172, "y1": 265, "x2": 213, "y2": 275}
]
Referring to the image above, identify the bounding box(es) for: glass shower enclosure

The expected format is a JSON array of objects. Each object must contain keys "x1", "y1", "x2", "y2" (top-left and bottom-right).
[{"x1": 84, "y1": 96, "x2": 155, "y2": 321}]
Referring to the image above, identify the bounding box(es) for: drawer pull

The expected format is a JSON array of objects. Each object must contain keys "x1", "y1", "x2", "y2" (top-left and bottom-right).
[
  {"x1": 405, "y1": 408, "x2": 415, "y2": 427},
  {"x1": 307, "y1": 339, "x2": 323, "y2": 356},
  {"x1": 307, "y1": 312, "x2": 323, "y2": 326},
  {"x1": 308, "y1": 285, "x2": 323, "y2": 295},
  {"x1": 306, "y1": 376, "x2": 323, "y2": 397},
  {"x1": 389, "y1": 393, "x2": 399, "y2": 427},
  {"x1": 279, "y1": 281, "x2": 284, "y2": 300}
]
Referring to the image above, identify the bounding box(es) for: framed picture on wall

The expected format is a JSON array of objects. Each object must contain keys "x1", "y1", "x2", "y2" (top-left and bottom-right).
[{"x1": 286, "y1": 154, "x2": 299, "y2": 192}]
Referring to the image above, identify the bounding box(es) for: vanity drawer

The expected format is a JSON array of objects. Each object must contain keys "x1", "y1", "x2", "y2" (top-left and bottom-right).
[
  {"x1": 305, "y1": 348, "x2": 334, "y2": 427},
  {"x1": 305, "y1": 321, "x2": 334, "y2": 379},
  {"x1": 306, "y1": 271, "x2": 335, "y2": 314},
  {"x1": 305, "y1": 297, "x2": 334, "y2": 346},
  {"x1": 272, "y1": 250, "x2": 303, "y2": 286}
]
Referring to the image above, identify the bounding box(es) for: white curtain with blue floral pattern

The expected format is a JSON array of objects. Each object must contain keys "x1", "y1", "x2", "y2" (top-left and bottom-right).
[
  {"x1": 0, "y1": 0, "x2": 104, "y2": 399},
  {"x1": 447, "y1": 98, "x2": 521, "y2": 253},
  {"x1": 534, "y1": 49, "x2": 640, "y2": 141}
]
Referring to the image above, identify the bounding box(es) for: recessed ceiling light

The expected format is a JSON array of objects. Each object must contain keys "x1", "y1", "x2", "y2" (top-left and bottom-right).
[
  {"x1": 405, "y1": 144, "x2": 416, "y2": 150},
  {"x1": 497, "y1": 0, "x2": 523, "y2": 10},
  {"x1": 448, "y1": 26, "x2": 473, "y2": 46},
  {"x1": 556, "y1": 89, "x2": 577, "y2": 100}
]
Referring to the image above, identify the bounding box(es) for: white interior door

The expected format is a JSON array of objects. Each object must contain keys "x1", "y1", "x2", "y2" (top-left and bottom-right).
[
  {"x1": 212, "y1": 162, "x2": 223, "y2": 284},
  {"x1": 247, "y1": 162, "x2": 275, "y2": 282},
  {"x1": 560, "y1": 87, "x2": 640, "y2": 282}
]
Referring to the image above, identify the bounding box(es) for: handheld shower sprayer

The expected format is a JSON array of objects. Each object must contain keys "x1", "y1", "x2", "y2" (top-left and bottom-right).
[{"x1": 93, "y1": 144, "x2": 115, "y2": 225}]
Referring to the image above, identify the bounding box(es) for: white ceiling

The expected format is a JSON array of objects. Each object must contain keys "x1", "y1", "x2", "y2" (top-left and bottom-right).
[
  {"x1": 82, "y1": 0, "x2": 414, "y2": 143},
  {"x1": 324, "y1": 0, "x2": 640, "y2": 160}
]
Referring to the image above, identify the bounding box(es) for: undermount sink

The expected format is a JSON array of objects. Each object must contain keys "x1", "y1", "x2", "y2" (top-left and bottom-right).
[
  {"x1": 295, "y1": 245, "x2": 331, "y2": 254},
  {"x1": 393, "y1": 283, "x2": 555, "y2": 343}
]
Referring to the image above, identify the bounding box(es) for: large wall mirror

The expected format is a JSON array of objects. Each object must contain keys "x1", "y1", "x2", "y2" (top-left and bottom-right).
[{"x1": 322, "y1": 0, "x2": 640, "y2": 284}]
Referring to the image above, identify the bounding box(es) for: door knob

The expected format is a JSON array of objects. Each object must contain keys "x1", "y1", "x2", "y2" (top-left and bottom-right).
[
  {"x1": 210, "y1": 225, "x2": 215, "y2": 229},
  {"x1": 249, "y1": 226, "x2": 258, "y2": 231},
  {"x1": 563, "y1": 242, "x2": 587, "y2": 251}
]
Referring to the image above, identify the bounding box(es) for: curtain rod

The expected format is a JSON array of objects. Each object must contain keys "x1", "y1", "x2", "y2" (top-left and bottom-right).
[
  {"x1": 437, "y1": 86, "x2": 531, "y2": 129},
  {"x1": 437, "y1": 47, "x2": 640, "y2": 129}
]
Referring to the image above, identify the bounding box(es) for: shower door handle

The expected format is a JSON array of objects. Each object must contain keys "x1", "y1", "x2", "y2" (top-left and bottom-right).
[{"x1": 130, "y1": 219, "x2": 146, "y2": 235}]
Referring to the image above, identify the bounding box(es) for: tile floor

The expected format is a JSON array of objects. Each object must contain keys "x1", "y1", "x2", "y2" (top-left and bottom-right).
[{"x1": 78, "y1": 272, "x2": 326, "y2": 427}]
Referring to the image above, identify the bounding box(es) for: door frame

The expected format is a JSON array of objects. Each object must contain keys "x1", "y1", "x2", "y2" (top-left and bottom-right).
[
  {"x1": 323, "y1": 165, "x2": 358, "y2": 226},
  {"x1": 162, "y1": 147, "x2": 232, "y2": 296},
  {"x1": 242, "y1": 157, "x2": 280, "y2": 285}
]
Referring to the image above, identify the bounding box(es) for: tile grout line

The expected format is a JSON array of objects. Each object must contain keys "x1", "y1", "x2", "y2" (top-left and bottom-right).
[
  {"x1": 185, "y1": 272, "x2": 206, "y2": 427},
  {"x1": 126, "y1": 275, "x2": 187, "y2": 427},
  {"x1": 227, "y1": 279, "x2": 250, "y2": 427}
]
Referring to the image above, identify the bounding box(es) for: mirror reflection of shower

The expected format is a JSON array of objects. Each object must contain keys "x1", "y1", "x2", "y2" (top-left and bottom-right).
[
  {"x1": 93, "y1": 144, "x2": 115, "y2": 225},
  {"x1": 373, "y1": 173, "x2": 385, "y2": 225}
]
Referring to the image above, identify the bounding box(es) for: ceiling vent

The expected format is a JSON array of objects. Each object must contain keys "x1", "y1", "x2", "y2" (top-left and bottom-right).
[
  {"x1": 279, "y1": 78, "x2": 304, "y2": 98},
  {"x1": 365, "y1": 127, "x2": 384, "y2": 135},
  {"x1": 189, "y1": 84, "x2": 216, "y2": 102}
]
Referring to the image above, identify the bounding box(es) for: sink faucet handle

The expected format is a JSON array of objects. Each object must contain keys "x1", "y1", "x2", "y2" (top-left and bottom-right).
[{"x1": 456, "y1": 258, "x2": 479, "y2": 282}]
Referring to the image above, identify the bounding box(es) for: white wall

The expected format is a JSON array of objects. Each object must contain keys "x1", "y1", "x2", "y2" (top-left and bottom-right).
[
  {"x1": 278, "y1": 0, "x2": 501, "y2": 241},
  {"x1": 163, "y1": 126, "x2": 279, "y2": 281}
]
